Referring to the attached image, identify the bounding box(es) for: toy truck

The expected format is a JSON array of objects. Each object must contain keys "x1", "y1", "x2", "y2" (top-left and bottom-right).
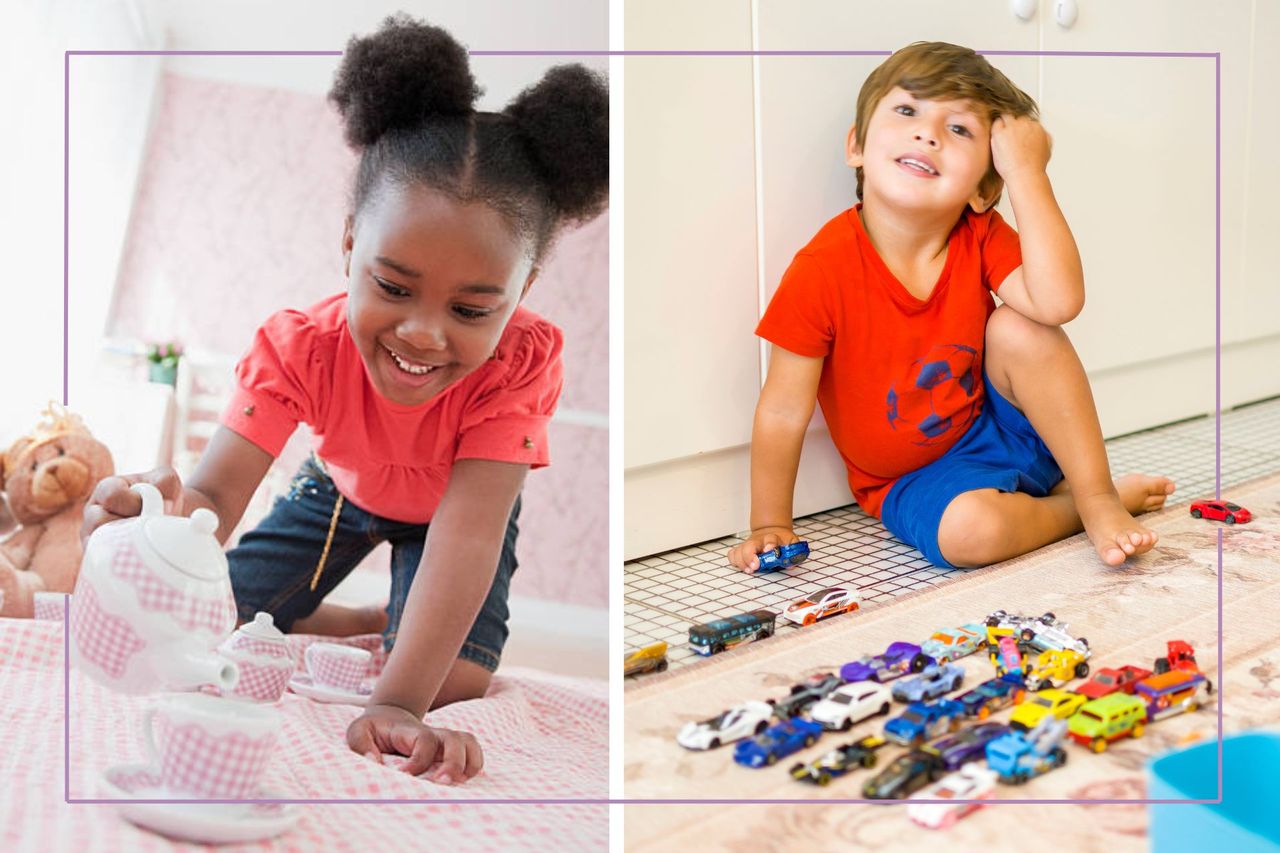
[
  {"x1": 983, "y1": 717, "x2": 1069, "y2": 785},
  {"x1": 1153, "y1": 640, "x2": 1202, "y2": 676}
]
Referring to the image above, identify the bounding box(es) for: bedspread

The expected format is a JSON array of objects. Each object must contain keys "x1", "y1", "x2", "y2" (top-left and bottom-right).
[{"x1": 0, "y1": 618, "x2": 607, "y2": 852}]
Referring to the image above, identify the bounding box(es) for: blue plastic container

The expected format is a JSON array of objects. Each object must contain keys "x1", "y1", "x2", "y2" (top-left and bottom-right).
[{"x1": 1147, "y1": 732, "x2": 1280, "y2": 851}]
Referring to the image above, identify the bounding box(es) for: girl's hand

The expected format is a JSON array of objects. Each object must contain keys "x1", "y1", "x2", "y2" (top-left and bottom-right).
[
  {"x1": 347, "y1": 703, "x2": 484, "y2": 784},
  {"x1": 726, "y1": 525, "x2": 798, "y2": 573},
  {"x1": 79, "y1": 467, "x2": 187, "y2": 546},
  {"x1": 990, "y1": 114, "x2": 1052, "y2": 185}
]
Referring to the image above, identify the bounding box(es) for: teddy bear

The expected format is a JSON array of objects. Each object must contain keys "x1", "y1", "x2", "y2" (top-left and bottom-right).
[{"x1": 0, "y1": 404, "x2": 114, "y2": 618}]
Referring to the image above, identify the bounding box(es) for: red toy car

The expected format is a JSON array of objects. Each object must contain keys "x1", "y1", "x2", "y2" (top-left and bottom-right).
[
  {"x1": 1154, "y1": 640, "x2": 1206, "y2": 679},
  {"x1": 1075, "y1": 665, "x2": 1153, "y2": 700},
  {"x1": 1189, "y1": 500, "x2": 1252, "y2": 524}
]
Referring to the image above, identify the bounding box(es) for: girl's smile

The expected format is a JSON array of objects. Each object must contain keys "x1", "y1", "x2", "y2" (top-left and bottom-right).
[{"x1": 343, "y1": 185, "x2": 535, "y2": 407}]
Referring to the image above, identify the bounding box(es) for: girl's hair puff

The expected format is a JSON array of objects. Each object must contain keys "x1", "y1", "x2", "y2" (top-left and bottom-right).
[{"x1": 329, "y1": 14, "x2": 608, "y2": 263}]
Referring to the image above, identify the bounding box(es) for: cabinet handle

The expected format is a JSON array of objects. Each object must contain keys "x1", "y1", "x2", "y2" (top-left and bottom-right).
[
  {"x1": 1010, "y1": 0, "x2": 1036, "y2": 21},
  {"x1": 1055, "y1": 0, "x2": 1079, "y2": 28}
]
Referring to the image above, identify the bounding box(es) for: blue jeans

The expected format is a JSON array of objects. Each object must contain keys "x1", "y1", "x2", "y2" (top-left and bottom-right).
[{"x1": 227, "y1": 456, "x2": 519, "y2": 672}]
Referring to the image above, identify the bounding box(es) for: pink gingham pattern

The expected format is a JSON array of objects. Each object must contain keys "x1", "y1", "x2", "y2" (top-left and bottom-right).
[
  {"x1": 13, "y1": 621, "x2": 606, "y2": 852},
  {"x1": 227, "y1": 658, "x2": 292, "y2": 703},
  {"x1": 69, "y1": 581, "x2": 147, "y2": 680},
  {"x1": 33, "y1": 594, "x2": 67, "y2": 622},
  {"x1": 99, "y1": 522, "x2": 237, "y2": 635},
  {"x1": 227, "y1": 635, "x2": 289, "y2": 660},
  {"x1": 151, "y1": 717, "x2": 276, "y2": 799},
  {"x1": 306, "y1": 646, "x2": 369, "y2": 692}
]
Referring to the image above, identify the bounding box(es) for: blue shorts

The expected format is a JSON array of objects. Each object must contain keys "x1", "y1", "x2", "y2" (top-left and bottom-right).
[
  {"x1": 227, "y1": 455, "x2": 519, "y2": 672},
  {"x1": 880, "y1": 373, "x2": 1063, "y2": 569}
]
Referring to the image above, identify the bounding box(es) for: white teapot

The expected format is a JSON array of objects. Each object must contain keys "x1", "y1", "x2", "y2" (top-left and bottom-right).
[{"x1": 70, "y1": 482, "x2": 240, "y2": 694}]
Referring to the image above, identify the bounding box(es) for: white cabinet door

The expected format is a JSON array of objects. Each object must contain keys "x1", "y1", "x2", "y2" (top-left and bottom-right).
[
  {"x1": 1038, "y1": 0, "x2": 1253, "y2": 435},
  {"x1": 625, "y1": 0, "x2": 763, "y2": 557}
]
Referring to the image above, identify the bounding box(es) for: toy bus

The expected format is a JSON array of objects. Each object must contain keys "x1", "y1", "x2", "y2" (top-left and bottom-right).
[{"x1": 689, "y1": 609, "x2": 778, "y2": 656}]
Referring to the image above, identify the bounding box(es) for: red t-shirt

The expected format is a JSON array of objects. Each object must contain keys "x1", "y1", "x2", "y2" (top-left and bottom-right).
[
  {"x1": 756, "y1": 205, "x2": 1022, "y2": 516},
  {"x1": 222, "y1": 293, "x2": 563, "y2": 523}
]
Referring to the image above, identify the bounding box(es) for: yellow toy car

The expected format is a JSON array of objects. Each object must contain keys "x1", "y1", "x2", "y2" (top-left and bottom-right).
[
  {"x1": 1009, "y1": 688, "x2": 1087, "y2": 731},
  {"x1": 624, "y1": 641, "x2": 669, "y2": 677},
  {"x1": 1025, "y1": 648, "x2": 1090, "y2": 691}
]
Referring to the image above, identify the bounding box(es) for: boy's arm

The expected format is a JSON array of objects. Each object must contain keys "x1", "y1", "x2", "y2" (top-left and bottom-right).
[
  {"x1": 988, "y1": 115, "x2": 1085, "y2": 327},
  {"x1": 368, "y1": 458, "x2": 526, "y2": 718},
  {"x1": 727, "y1": 346, "x2": 823, "y2": 572}
]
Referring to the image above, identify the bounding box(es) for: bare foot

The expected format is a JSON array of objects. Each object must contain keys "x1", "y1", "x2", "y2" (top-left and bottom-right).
[
  {"x1": 1074, "y1": 474, "x2": 1174, "y2": 566},
  {"x1": 291, "y1": 603, "x2": 389, "y2": 637}
]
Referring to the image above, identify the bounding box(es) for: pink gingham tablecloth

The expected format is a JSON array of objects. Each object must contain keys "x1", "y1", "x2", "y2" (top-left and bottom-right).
[{"x1": 0, "y1": 617, "x2": 607, "y2": 852}]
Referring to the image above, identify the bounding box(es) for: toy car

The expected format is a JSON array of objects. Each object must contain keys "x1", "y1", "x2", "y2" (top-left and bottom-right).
[
  {"x1": 781, "y1": 586, "x2": 861, "y2": 626},
  {"x1": 1075, "y1": 664, "x2": 1153, "y2": 700},
  {"x1": 770, "y1": 672, "x2": 844, "y2": 719},
  {"x1": 1009, "y1": 688, "x2": 1088, "y2": 731},
  {"x1": 1189, "y1": 499, "x2": 1252, "y2": 524},
  {"x1": 907, "y1": 764, "x2": 999, "y2": 830},
  {"x1": 754, "y1": 540, "x2": 811, "y2": 573},
  {"x1": 809, "y1": 681, "x2": 893, "y2": 731},
  {"x1": 733, "y1": 717, "x2": 824, "y2": 768},
  {"x1": 676, "y1": 700, "x2": 775, "y2": 750},
  {"x1": 919, "y1": 623, "x2": 987, "y2": 663},
  {"x1": 688, "y1": 609, "x2": 776, "y2": 656},
  {"x1": 862, "y1": 750, "x2": 945, "y2": 800},
  {"x1": 922, "y1": 721, "x2": 1010, "y2": 771},
  {"x1": 789, "y1": 734, "x2": 887, "y2": 785},
  {"x1": 985, "y1": 610, "x2": 1089, "y2": 656},
  {"x1": 885, "y1": 698, "x2": 965, "y2": 747},
  {"x1": 892, "y1": 663, "x2": 965, "y2": 703},
  {"x1": 957, "y1": 673, "x2": 1027, "y2": 720},
  {"x1": 840, "y1": 642, "x2": 934, "y2": 683},
  {"x1": 1153, "y1": 639, "x2": 1207, "y2": 678},
  {"x1": 1134, "y1": 670, "x2": 1211, "y2": 722},
  {"x1": 1023, "y1": 648, "x2": 1091, "y2": 692},
  {"x1": 623, "y1": 641, "x2": 669, "y2": 677},
  {"x1": 990, "y1": 635, "x2": 1029, "y2": 677},
  {"x1": 985, "y1": 717, "x2": 1068, "y2": 784},
  {"x1": 1067, "y1": 693, "x2": 1147, "y2": 753}
]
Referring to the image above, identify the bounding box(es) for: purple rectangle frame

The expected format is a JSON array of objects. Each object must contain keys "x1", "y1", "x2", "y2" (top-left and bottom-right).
[{"x1": 63, "y1": 48, "x2": 1222, "y2": 807}]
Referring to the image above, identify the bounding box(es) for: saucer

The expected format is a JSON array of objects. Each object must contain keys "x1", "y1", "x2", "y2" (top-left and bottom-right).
[
  {"x1": 100, "y1": 764, "x2": 298, "y2": 844},
  {"x1": 288, "y1": 672, "x2": 374, "y2": 706}
]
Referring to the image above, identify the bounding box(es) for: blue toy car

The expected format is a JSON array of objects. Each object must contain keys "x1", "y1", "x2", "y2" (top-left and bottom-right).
[
  {"x1": 919, "y1": 623, "x2": 987, "y2": 663},
  {"x1": 957, "y1": 672, "x2": 1027, "y2": 719},
  {"x1": 754, "y1": 541, "x2": 811, "y2": 573},
  {"x1": 840, "y1": 642, "x2": 934, "y2": 683},
  {"x1": 733, "y1": 717, "x2": 824, "y2": 768},
  {"x1": 884, "y1": 698, "x2": 965, "y2": 747},
  {"x1": 892, "y1": 663, "x2": 966, "y2": 703}
]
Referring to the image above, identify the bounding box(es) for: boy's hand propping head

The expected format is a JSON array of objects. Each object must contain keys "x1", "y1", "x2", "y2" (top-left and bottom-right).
[
  {"x1": 727, "y1": 525, "x2": 800, "y2": 574},
  {"x1": 990, "y1": 114, "x2": 1052, "y2": 185},
  {"x1": 348, "y1": 703, "x2": 483, "y2": 784}
]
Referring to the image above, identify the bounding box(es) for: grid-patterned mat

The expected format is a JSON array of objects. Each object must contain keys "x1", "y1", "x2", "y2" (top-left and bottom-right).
[{"x1": 624, "y1": 396, "x2": 1280, "y2": 672}]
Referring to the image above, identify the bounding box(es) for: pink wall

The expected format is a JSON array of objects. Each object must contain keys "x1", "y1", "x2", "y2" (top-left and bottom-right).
[{"x1": 110, "y1": 73, "x2": 608, "y2": 608}]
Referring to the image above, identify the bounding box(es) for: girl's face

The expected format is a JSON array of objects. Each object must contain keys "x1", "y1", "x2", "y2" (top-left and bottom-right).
[{"x1": 343, "y1": 185, "x2": 535, "y2": 407}]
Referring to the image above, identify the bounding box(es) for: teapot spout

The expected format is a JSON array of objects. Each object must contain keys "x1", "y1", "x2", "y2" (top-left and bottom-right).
[{"x1": 151, "y1": 647, "x2": 240, "y2": 693}]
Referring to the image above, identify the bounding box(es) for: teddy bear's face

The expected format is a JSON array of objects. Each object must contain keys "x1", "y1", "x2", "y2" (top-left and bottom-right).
[{"x1": 2, "y1": 433, "x2": 114, "y2": 524}]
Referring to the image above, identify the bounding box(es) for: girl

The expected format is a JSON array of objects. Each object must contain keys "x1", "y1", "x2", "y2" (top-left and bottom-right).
[{"x1": 80, "y1": 14, "x2": 608, "y2": 786}]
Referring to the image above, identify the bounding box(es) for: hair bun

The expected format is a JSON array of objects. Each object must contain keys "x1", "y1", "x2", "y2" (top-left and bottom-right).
[
  {"x1": 329, "y1": 13, "x2": 481, "y2": 149},
  {"x1": 505, "y1": 64, "x2": 609, "y2": 223}
]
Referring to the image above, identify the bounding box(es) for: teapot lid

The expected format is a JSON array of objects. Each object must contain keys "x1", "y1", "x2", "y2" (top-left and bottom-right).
[
  {"x1": 142, "y1": 508, "x2": 226, "y2": 581},
  {"x1": 239, "y1": 611, "x2": 286, "y2": 641}
]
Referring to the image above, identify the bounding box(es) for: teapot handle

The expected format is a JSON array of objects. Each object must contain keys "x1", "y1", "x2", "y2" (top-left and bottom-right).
[{"x1": 130, "y1": 482, "x2": 164, "y2": 517}]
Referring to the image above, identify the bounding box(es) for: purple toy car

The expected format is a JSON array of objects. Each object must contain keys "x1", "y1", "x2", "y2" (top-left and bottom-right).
[
  {"x1": 840, "y1": 642, "x2": 934, "y2": 684},
  {"x1": 922, "y1": 722, "x2": 1011, "y2": 770}
]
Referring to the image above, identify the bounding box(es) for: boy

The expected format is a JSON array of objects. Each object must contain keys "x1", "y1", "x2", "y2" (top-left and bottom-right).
[{"x1": 727, "y1": 42, "x2": 1174, "y2": 573}]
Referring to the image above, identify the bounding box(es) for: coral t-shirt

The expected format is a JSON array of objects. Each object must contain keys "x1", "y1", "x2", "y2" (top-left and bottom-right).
[
  {"x1": 756, "y1": 205, "x2": 1022, "y2": 517},
  {"x1": 221, "y1": 293, "x2": 563, "y2": 523}
]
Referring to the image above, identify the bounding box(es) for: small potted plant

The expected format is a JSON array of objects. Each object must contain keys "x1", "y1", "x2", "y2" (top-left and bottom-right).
[{"x1": 146, "y1": 341, "x2": 183, "y2": 386}]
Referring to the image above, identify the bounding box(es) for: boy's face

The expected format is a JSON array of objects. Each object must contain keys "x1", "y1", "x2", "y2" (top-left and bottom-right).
[{"x1": 848, "y1": 86, "x2": 993, "y2": 215}]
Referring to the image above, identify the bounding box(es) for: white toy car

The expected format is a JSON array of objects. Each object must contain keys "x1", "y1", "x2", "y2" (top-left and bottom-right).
[
  {"x1": 986, "y1": 610, "x2": 1089, "y2": 657},
  {"x1": 906, "y1": 763, "x2": 999, "y2": 829},
  {"x1": 676, "y1": 700, "x2": 775, "y2": 750},
  {"x1": 782, "y1": 586, "x2": 861, "y2": 626},
  {"x1": 809, "y1": 681, "x2": 893, "y2": 731}
]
